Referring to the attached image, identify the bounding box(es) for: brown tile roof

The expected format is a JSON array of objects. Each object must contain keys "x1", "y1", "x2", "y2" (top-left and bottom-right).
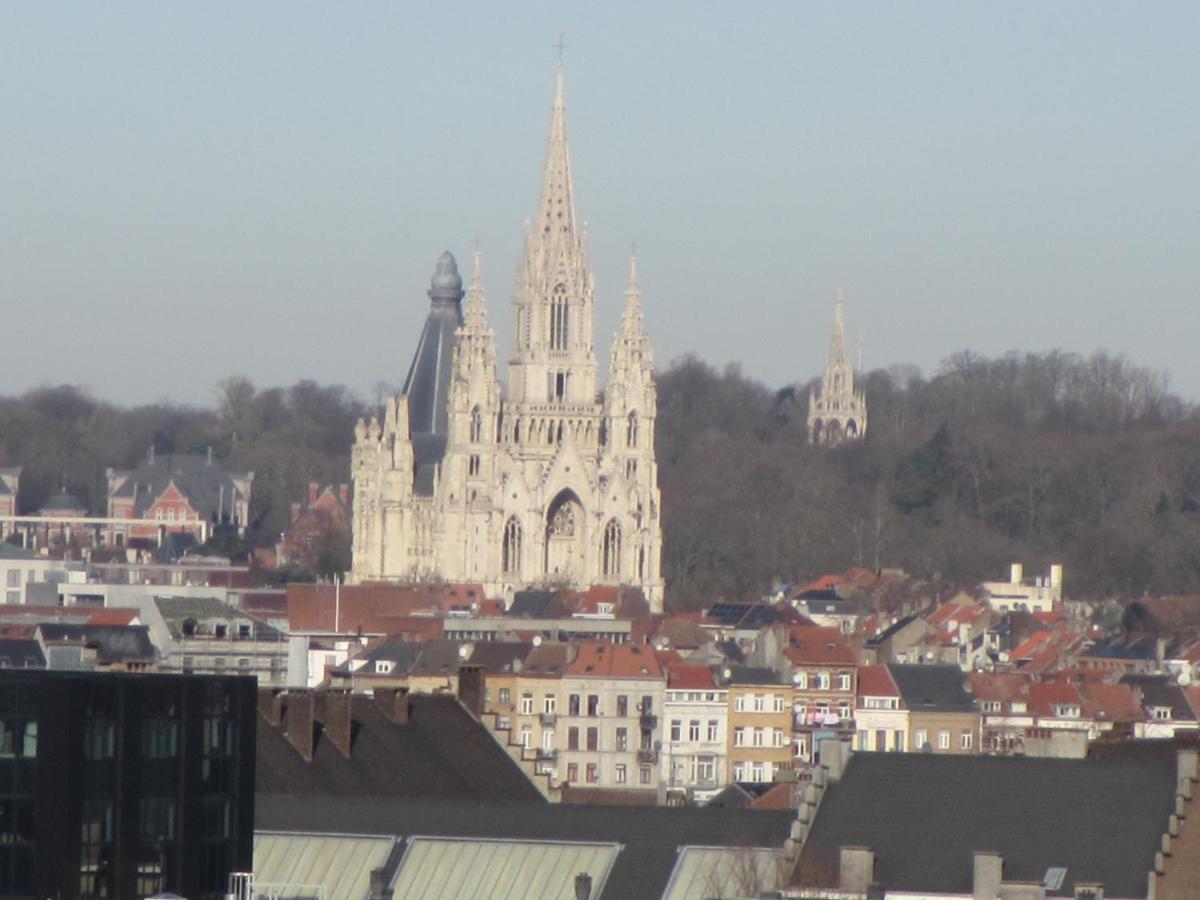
[
  {"x1": 565, "y1": 642, "x2": 664, "y2": 679},
  {"x1": 782, "y1": 625, "x2": 859, "y2": 666}
]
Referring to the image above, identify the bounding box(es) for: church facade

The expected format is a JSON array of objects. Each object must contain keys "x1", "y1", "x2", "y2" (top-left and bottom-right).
[
  {"x1": 807, "y1": 290, "x2": 868, "y2": 445},
  {"x1": 350, "y1": 67, "x2": 664, "y2": 610}
]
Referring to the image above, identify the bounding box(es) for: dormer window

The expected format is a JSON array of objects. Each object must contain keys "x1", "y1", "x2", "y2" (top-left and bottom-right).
[
  {"x1": 1152, "y1": 706, "x2": 1172, "y2": 720},
  {"x1": 375, "y1": 661, "x2": 394, "y2": 675}
]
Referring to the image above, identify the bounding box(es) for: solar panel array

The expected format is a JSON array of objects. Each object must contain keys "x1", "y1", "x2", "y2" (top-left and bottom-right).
[{"x1": 706, "y1": 602, "x2": 783, "y2": 629}]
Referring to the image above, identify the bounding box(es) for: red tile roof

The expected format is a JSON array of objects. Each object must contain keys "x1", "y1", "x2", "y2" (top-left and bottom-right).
[
  {"x1": 666, "y1": 664, "x2": 717, "y2": 690},
  {"x1": 1081, "y1": 682, "x2": 1143, "y2": 723},
  {"x1": 856, "y1": 665, "x2": 899, "y2": 698},
  {"x1": 1027, "y1": 682, "x2": 1084, "y2": 717}
]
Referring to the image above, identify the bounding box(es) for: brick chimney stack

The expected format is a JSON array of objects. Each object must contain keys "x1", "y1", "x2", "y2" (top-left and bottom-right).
[
  {"x1": 308, "y1": 482, "x2": 320, "y2": 506},
  {"x1": 283, "y1": 690, "x2": 316, "y2": 762},
  {"x1": 339, "y1": 484, "x2": 350, "y2": 506},
  {"x1": 457, "y1": 663, "x2": 486, "y2": 717},
  {"x1": 323, "y1": 688, "x2": 354, "y2": 758},
  {"x1": 374, "y1": 686, "x2": 411, "y2": 723}
]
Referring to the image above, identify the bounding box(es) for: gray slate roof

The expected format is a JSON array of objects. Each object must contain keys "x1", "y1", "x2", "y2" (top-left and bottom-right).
[
  {"x1": 0, "y1": 639, "x2": 44, "y2": 669},
  {"x1": 888, "y1": 663, "x2": 977, "y2": 712},
  {"x1": 256, "y1": 794, "x2": 795, "y2": 900},
  {"x1": 37, "y1": 623, "x2": 156, "y2": 664},
  {"x1": 792, "y1": 752, "x2": 1177, "y2": 896},
  {"x1": 402, "y1": 253, "x2": 465, "y2": 496},
  {"x1": 109, "y1": 453, "x2": 250, "y2": 520}
]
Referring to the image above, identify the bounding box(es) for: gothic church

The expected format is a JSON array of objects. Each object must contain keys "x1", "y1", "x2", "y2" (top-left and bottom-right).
[{"x1": 350, "y1": 66, "x2": 664, "y2": 610}]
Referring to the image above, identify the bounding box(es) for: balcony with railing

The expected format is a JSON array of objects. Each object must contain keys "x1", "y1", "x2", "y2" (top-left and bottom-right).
[
  {"x1": 539, "y1": 712, "x2": 557, "y2": 727},
  {"x1": 637, "y1": 747, "x2": 659, "y2": 764}
]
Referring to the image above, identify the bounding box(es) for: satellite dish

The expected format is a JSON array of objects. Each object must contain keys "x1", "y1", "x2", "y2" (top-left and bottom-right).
[
  {"x1": 722, "y1": 667, "x2": 733, "y2": 680},
  {"x1": 458, "y1": 643, "x2": 473, "y2": 660},
  {"x1": 532, "y1": 635, "x2": 543, "y2": 647}
]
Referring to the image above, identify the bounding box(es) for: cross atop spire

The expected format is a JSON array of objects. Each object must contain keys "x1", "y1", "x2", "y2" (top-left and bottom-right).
[{"x1": 555, "y1": 33, "x2": 566, "y2": 63}]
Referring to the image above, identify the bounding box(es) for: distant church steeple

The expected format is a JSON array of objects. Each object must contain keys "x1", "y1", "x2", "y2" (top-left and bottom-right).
[{"x1": 808, "y1": 289, "x2": 867, "y2": 444}]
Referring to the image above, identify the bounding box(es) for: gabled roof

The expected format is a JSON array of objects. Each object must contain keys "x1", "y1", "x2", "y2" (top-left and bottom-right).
[
  {"x1": 108, "y1": 453, "x2": 251, "y2": 520},
  {"x1": 256, "y1": 794, "x2": 795, "y2": 900},
  {"x1": 256, "y1": 693, "x2": 544, "y2": 802},
  {"x1": 791, "y1": 753, "x2": 1177, "y2": 896}
]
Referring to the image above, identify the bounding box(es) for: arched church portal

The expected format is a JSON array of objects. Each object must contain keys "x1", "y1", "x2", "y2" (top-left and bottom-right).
[{"x1": 544, "y1": 489, "x2": 586, "y2": 581}]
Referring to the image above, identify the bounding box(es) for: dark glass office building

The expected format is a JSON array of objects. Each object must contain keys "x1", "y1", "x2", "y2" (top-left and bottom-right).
[{"x1": 0, "y1": 670, "x2": 255, "y2": 899}]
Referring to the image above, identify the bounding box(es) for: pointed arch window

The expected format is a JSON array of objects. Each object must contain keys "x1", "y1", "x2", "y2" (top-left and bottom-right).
[
  {"x1": 549, "y1": 284, "x2": 569, "y2": 352},
  {"x1": 502, "y1": 517, "x2": 522, "y2": 576},
  {"x1": 469, "y1": 406, "x2": 483, "y2": 443},
  {"x1": 626, "y1": 411, "x2": 639, "y2": 450},
  {"x1": 602, "y1": 519, "x2": 622, "y2": 579}
]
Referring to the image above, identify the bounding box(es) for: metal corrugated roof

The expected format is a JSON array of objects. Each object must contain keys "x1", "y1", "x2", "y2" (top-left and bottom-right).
[
  {"x1": 660, "y1": 846, "x2": 786, "y2": 900},
  {"x1": 254, "y1": 832, "x2": 396, "y2": 900},
  {"x1": 389, "y1": 837, "x2": 621, "y2": 900}
]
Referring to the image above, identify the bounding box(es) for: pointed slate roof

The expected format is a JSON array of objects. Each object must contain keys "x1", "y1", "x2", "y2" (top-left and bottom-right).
[{"x1": 402, "y1": 252, "x2": 465, "y2": 494}]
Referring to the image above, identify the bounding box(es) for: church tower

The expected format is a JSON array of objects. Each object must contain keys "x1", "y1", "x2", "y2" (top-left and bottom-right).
[
  {"x1": 808, "y1": 289, "x2": 867, "y2": 444},
  {"x1": 350, "y1": 64, "x2": 664, "y2": 610},
  {"x1": 508, "y1": 65, "x2": 597, "y2": 408}
]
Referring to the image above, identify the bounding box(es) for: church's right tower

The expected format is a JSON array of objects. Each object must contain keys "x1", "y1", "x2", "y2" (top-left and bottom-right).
[{"x1": 808, "y1": 289, "x2": 867, "y2": 444}]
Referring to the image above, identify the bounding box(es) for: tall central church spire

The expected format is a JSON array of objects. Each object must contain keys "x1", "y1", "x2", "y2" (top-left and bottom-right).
[{"x1": 509, "y1": 65, "x2": 598, "y2": 407}]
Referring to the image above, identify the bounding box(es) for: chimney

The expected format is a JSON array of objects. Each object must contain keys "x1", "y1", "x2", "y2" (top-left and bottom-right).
[
  {"x1": 322, "y1": 687, "x2": 354, "y2": 758},
  {"x1": 574, "y1": 873, "x2": 593, "y2": 900},
  {"x1": 1178, "y1": 749, "x2": 1199, "y2": 786},
  {"x1": 973, "y1": 851, "x2": 1003, "y2": 900},
  {"x1": 457, "y1": 663, "x2": 485, "y2": 717},
  {"x1": 369, "y1": 867, "x2": 393, "y2": 900},
  {"x1": 309, "y1": 482, "x2": 320, "y2": 506},
  {"x1": 1050, "y1": 564, "x2": 1063, "y2": 589},
  {"x1": 290, "y1": 502, "x2": 302, "y2": 524},
  {"x1": 1010, "y1": 563, "x2": 1023, "y2": 585},
  {"x1": 258, "y1": 688, "x2": 285, "y2": 727},
  {"x1": 283, "y1": 690, "x2": 316, "y2": 762},
  {"x1": 838, "y1": 847, "x2": 874, "y2": 892},
  {"x1": 375, "y1": 686, "x2": 411, "y2": 723},
  {"x1": 206, "y1": 445, "x2": 214, "y2": 466},
  {"x1": 148, "y1": 445, "x2": 155, "y2": 465},
  {"x1": 339, "y1": 484, "x2": 350, "y2": 506}
]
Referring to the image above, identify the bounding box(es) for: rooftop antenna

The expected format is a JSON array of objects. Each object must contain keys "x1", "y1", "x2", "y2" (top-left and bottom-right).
[
  {"x1": 858, "y1": 332, "x2": 864, "y2": 373},
  {"x1": 556, "y1": 33, "x2": 567, "y2": 63}
]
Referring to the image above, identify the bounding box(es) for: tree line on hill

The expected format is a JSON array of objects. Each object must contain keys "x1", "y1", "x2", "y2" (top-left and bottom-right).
[{"x1": 0, "y1": 350, "x2": 1197, "y2": 607}]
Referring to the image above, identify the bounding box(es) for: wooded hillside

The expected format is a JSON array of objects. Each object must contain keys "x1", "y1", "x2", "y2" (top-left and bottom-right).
[{"x1": 1, "y1": 349, "x2": 1197, "y2": 607}]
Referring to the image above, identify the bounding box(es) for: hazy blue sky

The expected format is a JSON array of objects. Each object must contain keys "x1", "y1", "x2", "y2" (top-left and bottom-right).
[{"x1": 3, "y1": 2, "x2": 1197, "y2": 406}]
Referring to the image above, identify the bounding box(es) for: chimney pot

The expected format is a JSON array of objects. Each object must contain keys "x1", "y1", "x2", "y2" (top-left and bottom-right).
[{"x1": 309, "y1": 482, "x2": 320, "y2": 506}]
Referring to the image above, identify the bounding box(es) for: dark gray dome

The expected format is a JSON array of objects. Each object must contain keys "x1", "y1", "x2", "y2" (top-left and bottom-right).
[{"x1": 428, "y1": 251, "x2": 463, "y2": 302}]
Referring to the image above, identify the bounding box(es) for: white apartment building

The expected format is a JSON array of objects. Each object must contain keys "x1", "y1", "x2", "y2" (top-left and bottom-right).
[{"x1": 662, "y1": 665, "x2": 728, "y2": 802}]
